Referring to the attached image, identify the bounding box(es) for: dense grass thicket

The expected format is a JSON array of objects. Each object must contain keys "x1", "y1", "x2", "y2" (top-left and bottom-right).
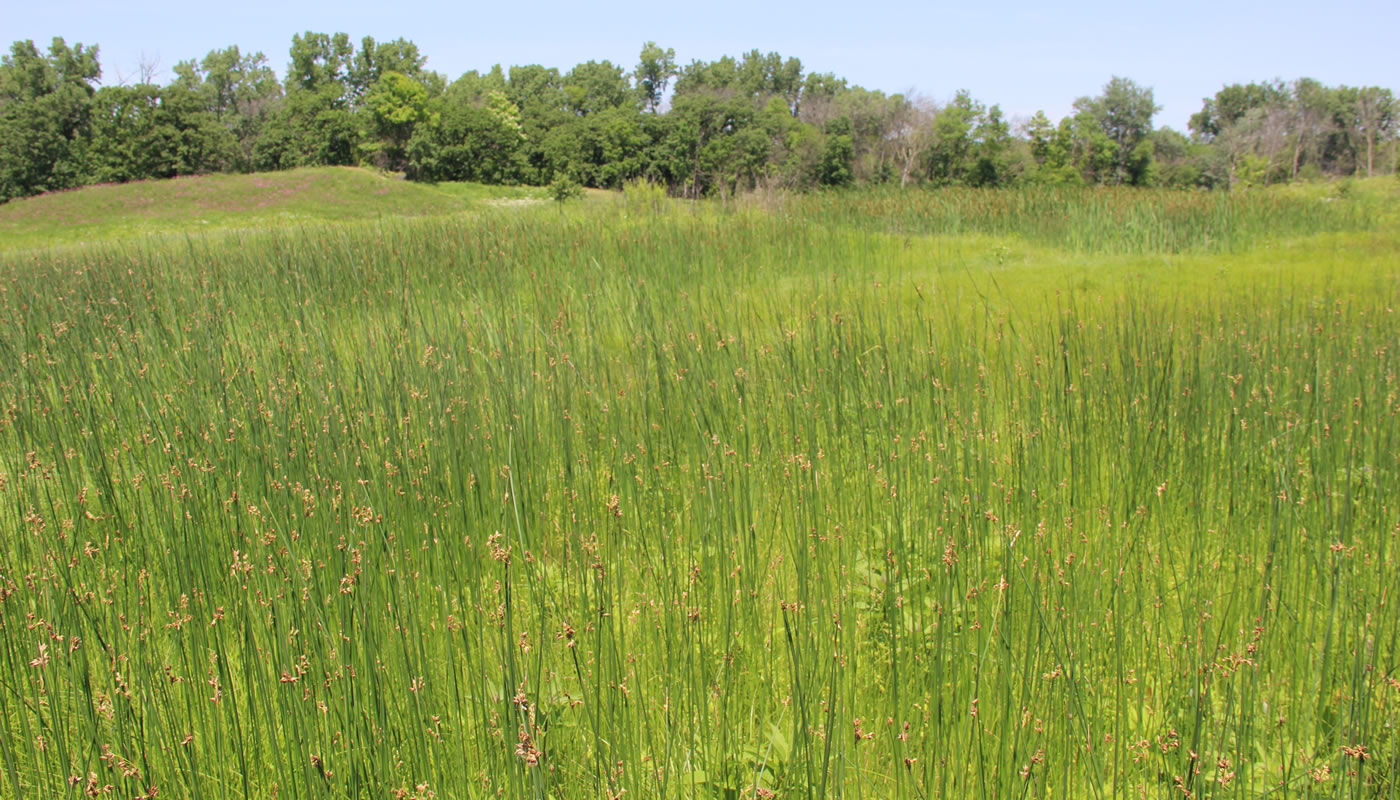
[{"x1": 0, "y1": 185, "x2": 1397, "y2": 799}]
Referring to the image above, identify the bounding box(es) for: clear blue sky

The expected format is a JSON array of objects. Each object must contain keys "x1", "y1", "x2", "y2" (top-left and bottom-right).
[{"x1": 5, "y1": 0, "x2": 1398, "y2": 131}]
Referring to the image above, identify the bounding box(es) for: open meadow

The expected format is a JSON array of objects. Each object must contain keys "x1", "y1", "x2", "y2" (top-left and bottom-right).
[{"x1": 0, "y1": 174, "x2": 1397, "y2": 799}]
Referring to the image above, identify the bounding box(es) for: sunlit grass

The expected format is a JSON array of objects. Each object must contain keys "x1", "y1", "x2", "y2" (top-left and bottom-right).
[
  {"x1": 0, "y1": 186, "x2": 1396, "y2": 799},
  {"x1": 0, "y1": 167, "x2": 546, "y2": 253},
  {"x1": 777, "y1": 178, "x2": 1395, "y2": 255}
]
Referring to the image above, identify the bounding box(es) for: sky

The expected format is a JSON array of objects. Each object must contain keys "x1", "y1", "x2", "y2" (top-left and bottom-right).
[{"x1": 4, "y1": 0, "x2": 1398, "y2": 132}]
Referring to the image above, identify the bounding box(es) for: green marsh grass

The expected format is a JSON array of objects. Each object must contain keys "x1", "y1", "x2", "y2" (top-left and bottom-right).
[
  {"x1": 0, "y1": 187, "x2": 1397, "y2": 799},
  {"x1": 781, "y1": 182, "x2": 1388, "y2": 255}
]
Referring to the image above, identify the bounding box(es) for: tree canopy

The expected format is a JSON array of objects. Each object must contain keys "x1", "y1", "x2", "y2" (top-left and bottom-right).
[{"x1": 1, "y1": 33, "x2": 1396, "y2": 203}]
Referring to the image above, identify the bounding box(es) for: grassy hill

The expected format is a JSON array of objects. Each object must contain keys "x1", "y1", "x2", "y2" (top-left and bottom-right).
[{"x1": 0, "y1": 167, "x2": 545, "y2": 252}]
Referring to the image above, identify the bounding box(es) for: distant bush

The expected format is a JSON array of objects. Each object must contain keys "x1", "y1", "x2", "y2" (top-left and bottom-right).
[{"x1": 550, "y1": 173, "x2": 583, "y2": 203}]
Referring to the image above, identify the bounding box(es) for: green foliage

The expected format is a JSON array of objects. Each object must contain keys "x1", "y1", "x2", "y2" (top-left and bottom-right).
[
  {"x1": 1233, "y1": 152, "x2": 1271, "y2": 188},
  {"x1": 549, "y1": 170, "x2": 582, "y2": 201},
  {"x1": 1188, "y1": 80, "x2": 1288, "y2": 140},
  {"x1": 486, "y1": 88, "x2": 526, "y2": 140},
  {"x1": 2, "y1": 33, "x2": 1398, "y2": 204},
  {"x1": 675, "y1": 49, "x2": 804, "y2": 113},
  {"x1": 1145, "y1": 127, "x2": 1201, "y2": 188},
  {"x1": 287, "y1": 30, "x2": 354, "y2": 94},
  {"x1": 361, "y1": 71, "x2": 436, "y2": 170},
  {"x1": 265, "y1": 31, "x2": 436, "y2": 171},
  {"x1": 921, "y1": 91, "x2": 1014, "y2": 186},
  {"x1": 777, "y1": 120, "x2": 824, "y2": 189},
  {"x1": 651, "y1": 91, "x2": 802, "y2": 196},
  {"x1": 406, "y1": 93, "x2": 526, "y2": 184},
  {"x1": 1073, "y1": 75, "x2": 1159, "y2": 184},
  {"x1": 252, "y1": 84, "x2": 359, "y2": 169},
  {"x1": 820, "y1": 86, "x2": 905, "y2": 182},
  {"x1": 0, "y1": 38, "x2": 101, "y2": 200},
  {"x1": 635, "y1": 41, "x2": 676, "y2": 113},
  {"x1": 347, "y1": 35, "x2": 428, "y2": 104},
  {"x1": 542, "y1": 107, "x2": 645, "y2": 188},
  {"x1": 86, "y1": 84, "x2": 237, "y2": 182},
  {"x1": 563, "y1": 60, "x2": 632, "y2": 115},
  {"x1": 816, "y1": 116, "x2": 854, "y2": 187},
  {"x1": 970, "y1": 104, "x2": 1014, "y2": 185},
  {"x1": 173, "y1": 46, "x2": 281, "y2": 120},
  {"x1": 445, "y1": 64, "x2": 507, "y2": 107},
  {"x1": 171, "y1": 46, "x2": 282, "y2": 170},
  {"x1": 800, "y1": 71, "x2": 846, "y2": 112}
]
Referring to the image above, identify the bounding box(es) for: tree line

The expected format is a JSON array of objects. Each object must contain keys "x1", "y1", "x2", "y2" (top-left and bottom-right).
[{"x1": 1, "y1": 34, "x2": 1396, "y2": 203}]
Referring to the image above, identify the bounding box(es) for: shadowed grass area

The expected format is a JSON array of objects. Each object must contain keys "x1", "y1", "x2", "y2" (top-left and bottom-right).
[
  {"x1": 0, "y1": 167, "x2": 546, "y2": 252},
  {"x1": 0, "y1": 185, "x2": 1396, "y2": 799}
]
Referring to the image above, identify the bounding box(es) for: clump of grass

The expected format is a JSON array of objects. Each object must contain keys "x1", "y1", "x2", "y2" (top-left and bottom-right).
[{"x1": 0, "y1": 190, "x2": 1395, "y2": 799}]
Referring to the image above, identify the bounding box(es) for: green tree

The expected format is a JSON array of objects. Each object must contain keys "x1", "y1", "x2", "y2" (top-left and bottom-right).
[
  {"x1": 816, "y1": 116, "x2": 854, "y2": 187},
  {"x1": 636, "y1": 41, "x2": 677, "y2": 113},
  {"x1": 675, "y1": 55, "x2": 737, "y2": 97},
  {"x1": 799, "y1": 72, "x2": 846, "y2": 111},
  {"x1": 563, "y1": 60, "x2": 632, "y2": 115},
  {"x1": 1188, "y1": 81, "x2": 1288, "y2": 141},
  {"x1": 173, "y1": 46, "x2": 281, "y2": 119},
  {"x1": 446, "y1": 65, "x2": 508, "y2": 107},
  {"x1": 542, "y1": 107, "x2": 646, "y2": 188},
  {"x1": 653, "y1": 92, "x2": 761, "y2": 196},
  {"x1": 736, "y1": 50, "x2": 803, "y2": 111},
  {"x1": 968, "y1": 104, "x2": 1013, "y2": 186},
  {"x1": 922, "y1": 90, "x2": 981, "y2": 185},
  {"x1": 1073, "y1": 76, "x2": 1159, "y2": 184},
  {"x1": 171, "y1": 46, "x2": 281, "y2": 170},
  {"x1": 817, "y1": 86, "x2": 905, "y2": 183},
  {"x1": 1148, "y1": 127, "x2": 1207, "y2": 187},
  {"x1": 252, "y1": 84, "x2": 359, "y2": 170},
  {"x1": 675, "y1": 50, "x2": 805, "y2": 114},
  {"x1": 406, "y1": 89, "x2": 526, "y2": 184},
  {"x1": 348, "y1": 36, "x2": 428, "y2": 105},
  {"x1": 86, "y1": 83, "x2": 237, "y2": 182},
  {"x1": 362, "y1": 71, "x2": 436, "y2": 170},
  {"x1": 253, "y1": 32, "x2": 366, "y2": 169},
  {"x1": 1062, "y1": 110, "x2": 1117, "y2": 184},
  {"x1": 287, "y1": 31, "x2": 354, "y2": 95},
  {"x1": 504, "y1": 64, "x2": 567, "y2": 183},
  {"x1": 86, "y1": 84, "x2": 166, "y2": 182},
  {"x1": 1022, "y1": 111, "x2": 1082, "y2": 185},
  {"x1": 0, "y1": 38, "x2": 101, "y2": 201}
]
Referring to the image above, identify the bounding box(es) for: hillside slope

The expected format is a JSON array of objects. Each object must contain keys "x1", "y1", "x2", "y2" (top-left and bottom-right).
[{"x1": 0, "y1": 167, "x2": 543, "y2": 251}]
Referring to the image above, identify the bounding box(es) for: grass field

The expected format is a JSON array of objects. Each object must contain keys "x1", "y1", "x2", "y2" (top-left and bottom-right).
[
  {"x1": 0, "y1": 167, "x2": 546, "y2": 252},
  {"x1": 0, "y1": 174, "x2": 1397, "y2": 799}
]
